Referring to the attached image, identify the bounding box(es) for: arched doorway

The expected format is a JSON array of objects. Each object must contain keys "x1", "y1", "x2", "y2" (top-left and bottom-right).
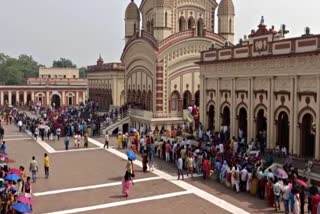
[
  {"x1": 256, "y1": 109, "x2": 267, "y2": 139},
  {"x1": 301, "y1": 113, "x2": 315, "y2": 158},
  {"x1": 208, "y1": 105, "x2": 215, "y2": 130},
  {"x1": 277, "y1": 111, "x2": 289, "y2": 152},
  {"x1": 188, "y1": 17, "x2": 195, "y2": 30},
  {"x1": 179, "y1": 17, "x2": 186, "y2": 32},
  {"x1": 238, "y1": 107, "x2": 247, "y2": 139},
  {"x1": 170, "y1": 91, "x2": 180, "y2": 112},
  {"x1": 222, "y1": 106, "x2": 230, "y2": 127},
  {"x1": 12, "y1": 94, "x2": 16, "y2": 106},
  {"x1": 194, "y1": 91, "x2": 200, "y2": 107},
  {"x1": 197, "y1": 18, "x2": 204, "y2": 36},
  {"x1": 183, "y1": 91, "x2": 192, "y2": 109},
  {"x1": 51, "y1": 94, "x2": 61, "y2": 108}
]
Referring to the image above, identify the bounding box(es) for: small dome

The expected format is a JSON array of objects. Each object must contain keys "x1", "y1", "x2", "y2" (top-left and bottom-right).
[
  {"x1": 218, "y1": 0, "x2": 235, "y2": 16},
  {"x1": 125, "y1": 0, "x2": 140, "y2": 20}
]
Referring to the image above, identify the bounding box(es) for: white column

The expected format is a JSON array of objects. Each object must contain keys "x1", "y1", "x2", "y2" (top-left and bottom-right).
[
  {"x1": 0, "y1": 91, "x2": 3, "y2": 106},
  {"x1": 62, "y1": 91, "x2": 66, "y2": 106},
  {"x1": 231, "y1": 78, "x2": 236, "y2": 137},
  {"x1": 8, "y1": 91, "x2": 12, "y2": 105},
  {"x1": 23, "y1": 91, "x2": 27, "y2": 105},
  {"x1": 291, "y1": 76, "x2": 298, "y2": 156},
  {"x1": 248, "y1": 78, "x2": 254, "y2": 142},
  {"x1": 16, "y1": 91, "x2": 19, "y2": 104},
  {"x1": 315, "y1": 76, "x2": 320, "y2": 159},
  {"x1": 199, "y1": 75, "x2": 205, "y2": 127},
  {"x1": 76, "y1": 91, "x2": 79, "y2": 105},
  {"x1": 31, "y1": 91, "x2": 35, "y2": 103},
  {"x1": 215, "y1": 78, "x2": 221, "y2": 130},
  {"x1": 268, "y1": 77, "x2": 275, "y2": 149},
  {"x1": 82, "y1": 91, "x2": 86, "y2": 104},
  {"x1": 46, "y1": 91, "x2": 50, "y2": 106}
]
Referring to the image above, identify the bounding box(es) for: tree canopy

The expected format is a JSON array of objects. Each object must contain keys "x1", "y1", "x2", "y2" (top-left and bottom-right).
[
  {"x1": 0, "y1": 53, "x2": 41, "y2": 85},
  {"x1": 52, "y1": 58, "x2": 77, "y2": 68}
]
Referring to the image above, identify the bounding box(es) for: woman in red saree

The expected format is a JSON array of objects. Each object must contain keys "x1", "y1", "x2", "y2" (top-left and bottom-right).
[{"x1": 203, "y1": 158, "x2": 210, "y2": 179}]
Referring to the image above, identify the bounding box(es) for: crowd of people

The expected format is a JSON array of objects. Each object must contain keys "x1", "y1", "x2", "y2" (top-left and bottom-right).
[{"x1": 118, "y1": 122, "x2": 320, "y2": 214}]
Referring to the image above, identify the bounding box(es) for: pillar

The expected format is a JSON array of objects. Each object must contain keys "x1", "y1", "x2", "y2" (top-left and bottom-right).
[
  {"x1": 155, "y1": 61, "x2": 164, "y2": 113},
  {"x1": 16, "y1": 91, "x2": 19, "y2": 104},
  {"x1": 62, "y1": 91, "x2": 66, "y2": 106},
  {"x1": 216, "y1": 78, "x2": 221, "y2": 130},
  {"x1": 248, "y1": 78, "x2": 254, "y2": 142},
  {"x1": 268, "y1": 77, "x2": 275, "y2": 149},
  {"x1": 0, "y1": 91, "x2": 3, "y2": 106},
  {"x1": 76, "y1": 91, "x2": 79, "y2": 105},
  {"x1": 315, "y1": 76, "x2": 320, "y2": 159},
  {"x1": 23, "y1": 91, "x2": 27, "y2": 105},
  {"x1": 291, "y1": 76, "x2": 298, "y2": 156},
  {"x1": 46, "y1": 91, "x2": 50, "y2": 106},
  {"x1": 231, "y1": 78, "x2": 236, "y2": 137},
  {"x1": 8, "y1": 91, "x2": 12, "y2": 105},
  {"x1": 82, "y1": 91, "x2": 86, "y2": 104},
  {"x1": 199, "y1": 75, "x2": 205, "y2": 127},
  {"x1": 31, "y1": 91, "x2": 35, "y2": 103}
]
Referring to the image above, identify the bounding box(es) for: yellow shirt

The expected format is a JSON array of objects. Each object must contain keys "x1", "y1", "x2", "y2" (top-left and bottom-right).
[{"x1": 44, "y1": 156, "x2": 50, "y2": 167}]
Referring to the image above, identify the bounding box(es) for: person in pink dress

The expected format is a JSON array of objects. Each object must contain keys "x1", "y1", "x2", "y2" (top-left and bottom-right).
[{"x1": 122, "y1": 171, "x2": 134, "y2": 197}]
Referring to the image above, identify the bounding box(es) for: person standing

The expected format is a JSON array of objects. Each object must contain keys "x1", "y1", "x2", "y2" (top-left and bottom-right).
[
  {"x1": 122, "y1": 170, "x2": 134, "y2": 197},
  {"x1": 29, "y1": 156, "x2": 38, "y2": 183},
  {"x1": 282, "y1": 180, "x2": 291, "y2": 214},
  {"x1": 273, "y1": 178, "x2": 281, "y2": 211},
  {"x1": 64, "y1": 136, "x2": 70, "y2": 150},
  {"x1": 104, "y1": 132, "x2": 109, "y2": 149},
  {"x1": 165, "y1": 141, "x2": 171, "y2": 162},
  {"x1": 0, "y1": 141, "x2": 6, "y2": 154},
  {"x1": 176, "y1": 155, "x2": 184, "y2": 180},
  {"x1": 34, "y1": 127, "x2": 39, "y2": 140},
  {"x1": 142, "y1": 150, "x2": 148, "y2": 172},
  {"x1": 44, "y1": 153, "x2": 50, "y2": 179},
  {"x1": 56, "y1": 127, "x2": 61, "y2": 141},
  {"x1": 312, "y1": 189, "x2": 320, "y2": 214},
  {"x1": 0, "y1": 126, "x2": 4, "y2": 140},
  {"x1": 84, "y1": 132, "x2": 88, "y2": 148},
  {"x1": 17, "y1": 120, "x2": 23, "y2": 132}
]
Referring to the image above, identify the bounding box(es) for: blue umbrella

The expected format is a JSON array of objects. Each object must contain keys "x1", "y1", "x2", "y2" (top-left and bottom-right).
[
  {"x1": 12, "y1": 202, "x2": 31, "y2": 213},
  {"x1": 130, "y1": 128, "x2": 137, "y2": 133},
  {"x1": 5, "y1": 174, "x2": 20, "y2": 181},
  {"x1": 126, "y1": 150, "x2": 136, "y2": 161}
]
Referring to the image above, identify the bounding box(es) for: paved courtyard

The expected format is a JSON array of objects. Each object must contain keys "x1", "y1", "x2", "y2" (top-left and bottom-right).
[{"x1": 4, "y1": 123, "x2": 276, "y2": 214}]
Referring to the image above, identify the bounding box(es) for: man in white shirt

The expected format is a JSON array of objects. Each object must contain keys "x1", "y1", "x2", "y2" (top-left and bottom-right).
[
  {"x1": 282, "y1": 180, "x2": 291, "y2": 214},
  {"x1": 240, "y1": 167, "x2": 248, "y2": 192},
  {"x1": 273, "y1": 179, "x2": 281, "y2": 211},
  {"x1": 176, "y1": 156, "x2": 184, "y2": 180},
  {"x1": 139, "y1": 137, "x2": 145, "y2": 154},
  {"x1": 104, "y1": 132, "x2": 109, "y2": 149},
  {"x1": 18, "y1": 120, "x2": 23, "y2": 132}
]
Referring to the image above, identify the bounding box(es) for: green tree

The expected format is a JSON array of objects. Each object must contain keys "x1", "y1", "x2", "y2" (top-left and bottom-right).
[
  {"x1": 53, "y1": 58, "x2": 77, "y2": 68},
  {"x1": 0, "y1": 53, "x2": 40, "y2": 85}
]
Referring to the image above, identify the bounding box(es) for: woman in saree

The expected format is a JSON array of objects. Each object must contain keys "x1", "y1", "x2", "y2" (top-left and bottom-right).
[{"x1": 122, "y1": 171, "x2": 134, "y2": 197}]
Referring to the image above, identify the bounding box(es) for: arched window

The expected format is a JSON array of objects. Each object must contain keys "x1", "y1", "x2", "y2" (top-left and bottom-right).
[
  {"x1": 188, "y1": 17, "x2": 195, "y2": 30},
  {"x1": 194, "y1": 91, "x2": 200, "y2": 106},
  {"x1": 197, "y1": 18, "x2": 204, "y2": 36},
  {"x1": 171, "y1": 91, "x2": 180, "y2": 111},
  {"x1": 151, "y1": 19, "x2": 154, "y2": 35},
  {"x1": 133, "y1": 23, "x2": 136, "y2": 34},
  {"x1": 183, "y1": 91, "x2": 192, "y2": 109},
  {"x1": 229, "y1": 18, "x2": 232, "y2": 33},
  {"x1": 179, "y1": 17, "x2": 186, "y2": 32},
  {"x1": 147, "y1": 21, "x2": 151, "y2": 33},
  {"x1": 165, "y1": 12, "x2": 168, "y2": 27}
]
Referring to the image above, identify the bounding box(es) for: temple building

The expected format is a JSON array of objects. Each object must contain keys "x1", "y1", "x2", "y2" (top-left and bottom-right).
[
  {"x1": 0, "y1": 67, "x2": 87, "y2": 108},
  {"x1": 121, "y1": 0, "x2": 236, "y2": 129},
  {"x1": 198, "y1": 18, "x2": 320, "y2": 159},
  {"x1": 87, "y1": 57, "x2": 125, "y2": 111}
]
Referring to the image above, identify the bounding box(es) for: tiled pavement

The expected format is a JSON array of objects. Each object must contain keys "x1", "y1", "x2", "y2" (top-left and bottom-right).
[{"x1": 2, "y1": 120, "x2": 277, "y2": 214}]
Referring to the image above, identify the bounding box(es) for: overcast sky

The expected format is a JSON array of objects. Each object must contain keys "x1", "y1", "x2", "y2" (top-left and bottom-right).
[{"x1": 0, "y1": 0, "x2": 319, "y2": 67}]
